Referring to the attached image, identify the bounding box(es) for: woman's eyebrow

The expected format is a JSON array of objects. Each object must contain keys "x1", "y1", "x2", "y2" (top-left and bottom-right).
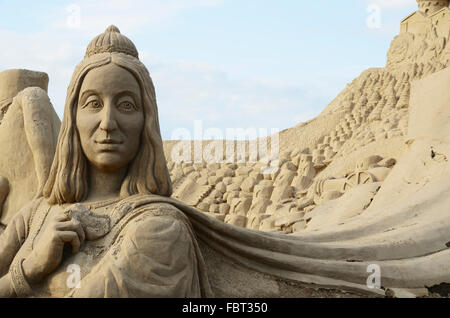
[
  {"x1": 79, "y1": 90, "x2": 100, "y2": 103},
  {"x1": 116, "y1": 90, "x2": 140, "y2": 103}
]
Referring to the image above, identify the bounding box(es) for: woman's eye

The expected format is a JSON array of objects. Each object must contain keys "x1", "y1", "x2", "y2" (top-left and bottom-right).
[
  {"x1": 87, "y1": 100, "x2": 102, "y2": 109},
  {"x1": 118, "y1": 101, "x2": 135, "y2": 112}
]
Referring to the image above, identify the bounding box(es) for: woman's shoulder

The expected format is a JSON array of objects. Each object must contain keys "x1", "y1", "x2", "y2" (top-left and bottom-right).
[
  {"x1": 2, "y1": 197, "x2": 48, "y2": 241},
  {"x1": 8, "y1": 197, "x2": 46, "y2": 225},
  {"x1": 115, "y1": 194, "x2": 189, "y2": 224},
  {"x1": 118, "y1": 201, "x2": 191, "y2": 237},
  {"x1": 115, "y1": 202, "x2": 195, "y2": 250},
  {"x1": 139, "y1": 201, "x2": 187, "y2": 218},
  {"x1": 133, "y1": 202, "x2": 189, "y2": 228}
]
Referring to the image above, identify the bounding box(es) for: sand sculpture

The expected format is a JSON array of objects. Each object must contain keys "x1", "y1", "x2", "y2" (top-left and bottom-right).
[
  {"x1": 0, "y1": 70, "x2": 60, "y2": 232},
  {"x1": 0, "y1": 26, "x2": 212, "y2": 298},
  {"x1": 2, "y1": 0, "x2": 450, "y2": 298},
  {"x1": 167, "y1": 0, "x2": 450, "y2": 240}
]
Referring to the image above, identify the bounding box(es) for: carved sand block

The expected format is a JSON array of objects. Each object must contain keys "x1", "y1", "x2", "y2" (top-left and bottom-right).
[
  {"x1": 261, "y1": 170, "x2": 272, "y2": 180},
  {"x1": 0, "y1": 70, "x2": 61, "y2": 227},
  {"x1": 197, "y1": 202, "x2": 210, "y2": 212},
  {"x1": 171, "y1": 166, "x2": 184, "y2": 181},
  {"x1": 249, "y1": 170, "x2": 264, "y2": 183},
  {"x1": 209, "y1": 189, "x2": 223, "y2": 200},
  {"x1": 291, "y1": 154, "x2": 301, "y2": 167},
  {"x1": 229, "y1": 197, "x2": 252, "y2": 216},
  {"x1": 259, "y1": 215, "x2": 278, "y2": 232},
  {"x1": 187, "y1": 171, "x2": 201, "y2": 182},
  {"x1": 193, "y1": 162, "x2": 206, "y2": 171},
  {"x1": 238, "y1": 192, "x2": 253, "y2": 200},
  {"x1": 232, "y1": 176, "x2": 245, "y2": 185},
  {"x1": 222, "y1": 177, "x2": 233, "y2": 185},
  {"x1": 253, "y1": 181, "x2": 274, "y2": 199},
  {"x1": 298, "y1": 161, "x2": 316, "y2": 180},
  {"x1": 181, "y1": 162, "x2": 193, "y2": 168},
  {"x1": 222, "y1": 191, "x2": 229, "y2": 202},
  {"x1": 226, "y1": 183, "x2": 241, "y2": 192},
  {"x1": 240, "y1": 176, "x2": 257, "y2": 193},
  {"x1": 290, "y1": 149, "x2": 300, "y2": 159},
  {"x1": 303, "y1": 204, "x2": 316, "y2": 214},
  {"x1": 277, "y1": 158, "x2": 288, "y2": 168},
  {"x1": 235, "y1": 166, "x2": 252, "y2": 177},
  {"x1": 209, "y1": 204, "x2": 220, "y2": 213},
  {"x1": 323, "y1": 147, "x2": 336, "y2": 160},
  {"x1": 172, "y1": 178, "x2": 214, "y2": 206},
  {"x1": 247, "y1": 197, "x2": 271, "y2": 215},
  {"x1": 269, "y1": 168, "x2": 281, "y2": 182},
  {"x1": 313, "y1": 155, "x2": 327, "y2": 169},
  {"x1": 215, "y1": 181, "x2": 227, "y2": 194},
  {"x1": 281, "y1": 161, "x2": 297, "y2": 171},
  {"x1": 270, "y1": 186, "x2": 295, "y2": 203},
  {"x1": 274, "y1": 212, "x2": 305, "y2": 231},
  {"x1": 207, "y1": 163, "x2": 221, "y2": 171},
  {"x1": 216, "y1": 167, "x2": 234, "y2": 178},
  {"x1": 208, "y1": 175, "x2": 223, "y2": 185},
  {"x1": 311, "y1": 149, "x2": 322, "y2": 158},
  {"x1": 296, "y1": 196, "x2": 314, "y2": 210},
  {"x1": 196, "y1": 175, "x2": 209, "y2": 186},
  {"x1": 202, "y1": 196, "x2": 216, "y2": 205},
  {"x1": 219, "y1": 203, "x2": 230, "y2": 214},
  {"x1": 226, "y1": 191, "x2": 240, "y2": 205},
  {"x1": 224, "y1": 214, "x2": 248, "y2": 228},
  {"x1": 247, "y1": 213, "x2": 271, "y2": 230},
  {"x1": 273, "y1": 169, "x2": 296, "y2": 188},
  {"x1": 204, "y1": 212, "x2": 226, "y2": 222},
  {"x1": 265, "y1": 202, "x2": 293, "y2": 217},
  {"x1": 182, "y1": 165, "x2": 195, "y2": 175}
]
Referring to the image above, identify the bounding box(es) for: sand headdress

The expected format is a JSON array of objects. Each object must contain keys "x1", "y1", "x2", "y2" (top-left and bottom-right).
[{"x1": 85, "y1": 25, "x2": 139, "y2": 59}]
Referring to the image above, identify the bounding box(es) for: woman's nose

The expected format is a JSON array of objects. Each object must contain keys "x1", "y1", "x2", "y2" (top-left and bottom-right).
[{"x1": 99, "y1": 103, "x2": 118, "y2": 133}]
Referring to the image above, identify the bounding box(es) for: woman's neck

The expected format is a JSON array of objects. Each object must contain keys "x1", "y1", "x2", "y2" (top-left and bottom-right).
[{"x1": 84, "y1": 165, "x2": 127, "y2": 203}]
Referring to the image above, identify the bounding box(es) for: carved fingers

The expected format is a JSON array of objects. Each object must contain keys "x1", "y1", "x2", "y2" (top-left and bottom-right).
[
  {"x1": 56, "y1": 232, "x2": 82, "y2": 254},
  {"x1": 54, "y1": 218, "x2": 86, "y2": 253}
]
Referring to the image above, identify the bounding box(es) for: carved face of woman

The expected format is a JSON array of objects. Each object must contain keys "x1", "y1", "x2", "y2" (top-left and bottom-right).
[{"x1": 76, "y1": 63, "x2": 144, "y2": 173}]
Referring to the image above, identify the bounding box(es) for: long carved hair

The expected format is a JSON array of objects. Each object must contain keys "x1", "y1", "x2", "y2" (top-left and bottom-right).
[{"x1": 43, "y1": 52, "x2": 172, "y2": 204}]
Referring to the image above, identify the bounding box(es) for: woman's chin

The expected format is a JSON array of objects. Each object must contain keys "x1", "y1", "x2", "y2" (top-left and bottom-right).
[{"x1": 91, "y1": 152, "x2": 129, "y2": 173}]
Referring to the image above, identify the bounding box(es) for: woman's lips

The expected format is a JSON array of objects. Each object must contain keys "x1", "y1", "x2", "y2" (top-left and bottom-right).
[
  {"x1": 95, "y1": 139, "x2": 123, "y2": 145},
  {"x1": 95, "y1": 139, "x2": 123, "y2": 152}
]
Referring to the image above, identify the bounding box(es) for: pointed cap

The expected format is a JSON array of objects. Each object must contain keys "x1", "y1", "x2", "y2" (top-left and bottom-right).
[{"x1": 85, "y1": 25, "x2": 139, "y2": 59}]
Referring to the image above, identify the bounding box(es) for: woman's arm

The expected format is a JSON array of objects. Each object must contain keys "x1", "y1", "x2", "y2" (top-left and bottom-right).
[
  {"x1": 0, "y1": 200, "x2": 41, "y2": 298},
  {"x1": 0, "y1": 200, "x2": 38, "y2": 277},
  {"x1": 68, "y1": 210, "x2": 203, "y2": 298},
  {"x1": 0, "y1": 273, "x2": 16, "y2": 298}
]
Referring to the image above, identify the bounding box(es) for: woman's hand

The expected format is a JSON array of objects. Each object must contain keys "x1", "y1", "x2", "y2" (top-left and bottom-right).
[{"x1": 22, "y1": 208, "x2": 86, "y2": 284}]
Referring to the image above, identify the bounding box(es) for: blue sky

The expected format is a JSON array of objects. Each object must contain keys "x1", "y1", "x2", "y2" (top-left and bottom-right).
[{"x1": 0, "y1": 0, "x2": 417, "y2": 139}]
